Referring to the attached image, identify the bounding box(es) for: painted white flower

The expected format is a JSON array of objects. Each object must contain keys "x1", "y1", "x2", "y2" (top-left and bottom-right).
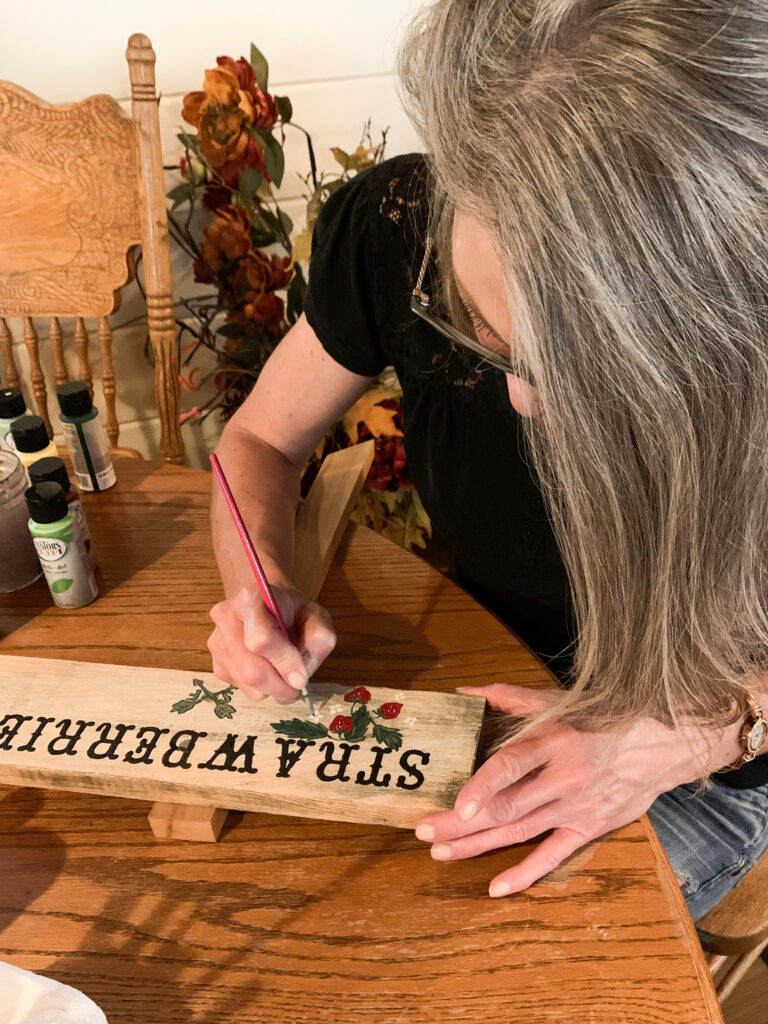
[
  {"x1": 309, "y1": 713, "x2": 321, "y2": 723},
  {"x1": 392, "y1": 691, "x2": 405, "y2": 702},
  {"x1": 404, "y1": 716, "x2": 417, "y2": 727},
  {"x1": 328, "y1": 703, "x2": 345, "y2": 716}
]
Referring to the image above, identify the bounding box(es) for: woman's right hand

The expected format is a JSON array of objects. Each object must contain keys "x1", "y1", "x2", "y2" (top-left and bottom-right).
[{"x1": 207, "y1": 584, "x2": 337, "y2": 703}]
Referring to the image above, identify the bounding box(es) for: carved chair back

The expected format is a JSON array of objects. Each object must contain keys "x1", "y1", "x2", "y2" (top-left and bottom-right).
[{"x1": 0, "y1": 33, "x2": 185, "y2": 464}]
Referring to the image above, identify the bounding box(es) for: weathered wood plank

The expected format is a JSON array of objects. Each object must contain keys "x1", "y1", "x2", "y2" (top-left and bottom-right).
[{"x1": 0, "y1": 655, "x2": 485, "y2": 829}]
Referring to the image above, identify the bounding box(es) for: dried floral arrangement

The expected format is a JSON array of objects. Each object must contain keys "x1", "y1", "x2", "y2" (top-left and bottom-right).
[{"x1": 167, "y1": 44, "x2": 430, "y2": 553}]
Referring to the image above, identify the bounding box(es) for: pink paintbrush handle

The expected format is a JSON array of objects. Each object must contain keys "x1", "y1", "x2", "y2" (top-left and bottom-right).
[{"x1": 209, "y1": 453, "x2": 290, "y2": 639}]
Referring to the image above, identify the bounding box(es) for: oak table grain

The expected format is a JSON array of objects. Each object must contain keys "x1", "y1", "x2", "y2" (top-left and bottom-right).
[{"x1": 0, "y1": 459, "x2": 722, "y2": 1024}]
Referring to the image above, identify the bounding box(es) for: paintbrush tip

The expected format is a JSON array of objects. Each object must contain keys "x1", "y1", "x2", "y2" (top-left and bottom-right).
[{"x1": 301, "y1": 689, "x2": 316, "y2": 716}]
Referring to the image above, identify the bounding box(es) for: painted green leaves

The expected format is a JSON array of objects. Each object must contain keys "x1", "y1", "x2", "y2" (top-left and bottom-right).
[
  {"x1": 270, "y1": 687, "x2": 405, "y2": 751},
  {"x1": 171, "y1": 679, "x2": 237, "y2": 719}
]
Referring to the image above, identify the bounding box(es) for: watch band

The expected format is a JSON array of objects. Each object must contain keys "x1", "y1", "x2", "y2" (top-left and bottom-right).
[{"x1": 720, "y1": 691, "x2": 768, "y2": 771}]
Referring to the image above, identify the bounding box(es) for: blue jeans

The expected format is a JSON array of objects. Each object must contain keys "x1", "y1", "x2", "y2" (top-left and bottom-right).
[{"x1": 647, "y1": 778, "x2": 768, "y2": 922}]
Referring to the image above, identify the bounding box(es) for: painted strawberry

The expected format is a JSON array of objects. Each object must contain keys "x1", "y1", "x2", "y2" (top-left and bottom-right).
[
  {"x1": 344, "y1": 687, "x2": 371, "y2": 703},
  {"x1": 379, "y1": 702, "x2": 403, "y2": 720},
  {"x1": 330, "y1": 714, "x2": 354, "y2": 734}
]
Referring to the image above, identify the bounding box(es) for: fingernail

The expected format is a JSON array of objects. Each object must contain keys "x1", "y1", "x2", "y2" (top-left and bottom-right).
[
  {"x1": 303, "y1": 655, "x2": 319, "y2": 676},
  {"x1": 287, "y1": 671, "x2": 308, "y2": 690},
  {"x1": 431, "y1": 844, "x2": 452, "y2": 861},
  {"x1": 458, "y1": 800, "x2": 478, "y2": 822},
  {"x1": 415, "y1": 824, "x2": 436, "y2": 841},
  {"x1": 489, "y1": 881, "x2": 512, "y2": 898}
]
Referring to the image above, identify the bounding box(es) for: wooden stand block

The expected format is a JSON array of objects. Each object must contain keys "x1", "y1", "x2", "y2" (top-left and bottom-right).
[
  {"x1": 148, "y1": 803, "x2": 229, "y2": 842},
  {"x1": 147, "y1": 440, "x2": 375, "y2": 841},
  {"x1": 0, "y1": 656, "x2": 486, "y2": 830}
]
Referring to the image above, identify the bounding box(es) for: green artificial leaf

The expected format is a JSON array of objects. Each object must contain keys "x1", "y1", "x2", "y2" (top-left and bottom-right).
[
  {"x1": 214, "y1": 703, "x2": 237, "y2": 719},
  {"x1": 167, "y1": 183, "x2": 194, "y2": 209},
  {"x1": 216, "y1": 323, "x2": 246, "y2": 340},
  {"x1": 346, "y1": 704, "x2": 372, "y2": 743},
  {"x1": 262, "y1": 133, "x2": 285, "y2": 188},
  {"x1": 275, "y1": 95, "x2": 292, "y2": 123},
  {"x1": 238, "y1": 166, "x2": 264, "y2": 207},
  {"x1": 372, "y1": 723, "x2": 403, "y2": 751},
  {"x1": 286, "y1": 264, "x2": 307, "y2": 324},
  {"x1": 278, "y1": 208, "x2": 293, "y2": 238},
  {"x1": 171, "y1": 698, "x2": 198, "y2": 714},
  {"x1": 250, "y1": 43, "x2": 269, "y2": 91},
  {"x1": 325, "y1": 178, "x2": 345, "y2": 197},
  {"x1": 50, "y1": 578, "x2": 73, "y2": 593},
  {"x1": 271, "y1": 719, "x2": 329, "y2": 739},
  {"x1": 176, "y1": 131, "x2": 203, "y2": 157}
]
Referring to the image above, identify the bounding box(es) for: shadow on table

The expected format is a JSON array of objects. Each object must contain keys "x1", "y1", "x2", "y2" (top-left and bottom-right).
[
  {"x1": 0, "y1": 788, "x2": 66, "y2": 932},
  {"x1": 42, "y1": 815, "x2": 429, "y2": 1024}
]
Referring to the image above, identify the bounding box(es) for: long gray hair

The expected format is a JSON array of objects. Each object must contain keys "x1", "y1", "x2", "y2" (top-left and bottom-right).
[{"x1": 398, "y1": 0, "x2": 768, "y2": 737}]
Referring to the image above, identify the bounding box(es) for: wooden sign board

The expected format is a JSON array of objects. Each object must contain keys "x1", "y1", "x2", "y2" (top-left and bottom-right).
[{"x1": 0, "y1": 656, "x2": 486, "y2": 829}]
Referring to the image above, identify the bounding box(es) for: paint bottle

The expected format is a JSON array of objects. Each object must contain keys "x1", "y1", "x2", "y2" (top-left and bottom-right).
[
  {"x1": 26, "y1": 481, "x2": 98, "y2": 609},
  {"x1": 0, "y1": 450, "x2": 42, "y2": 592},
  {"x1": 0, "y1": 388, "x2": 28, "y2": 452},
  {"x1": 10, "y1": 415, "x2": 59, "y2": 478},
  {"x1": 56, "y1": 381, "x2": 116, "y2": 493},
  {"x1": 28, "y1": 455, "x2": 97, "y2": 570}
]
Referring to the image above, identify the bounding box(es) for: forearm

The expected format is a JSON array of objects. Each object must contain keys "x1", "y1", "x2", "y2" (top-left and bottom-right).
[{"x1": 211, "y1": 420, "x2": 302, "y2": 597}]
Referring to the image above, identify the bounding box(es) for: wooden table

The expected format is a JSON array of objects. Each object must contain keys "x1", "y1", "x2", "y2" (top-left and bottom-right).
[{"x1": 0, "y1": 459, "x2": 722, "y2": 1024}]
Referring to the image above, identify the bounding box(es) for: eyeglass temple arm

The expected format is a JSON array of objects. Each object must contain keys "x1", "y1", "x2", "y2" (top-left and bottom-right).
[{"x1": 413, "y1": 192, "x2": 448, "y2": 303}]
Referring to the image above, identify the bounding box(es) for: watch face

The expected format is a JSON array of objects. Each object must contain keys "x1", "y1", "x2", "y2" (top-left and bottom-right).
[{"x1": 747, "y1": 718, "x2": 768, "y2": 754}]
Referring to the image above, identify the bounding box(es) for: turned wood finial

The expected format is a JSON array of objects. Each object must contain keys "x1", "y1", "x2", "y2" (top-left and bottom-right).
[{"x1": 126, "y1": 34, "x2": 157, "y2": 101}]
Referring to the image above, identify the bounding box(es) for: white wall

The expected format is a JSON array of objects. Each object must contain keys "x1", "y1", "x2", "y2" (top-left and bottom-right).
[{"x1": 1, "y1": 1, "x2": 423, "y2": 466}]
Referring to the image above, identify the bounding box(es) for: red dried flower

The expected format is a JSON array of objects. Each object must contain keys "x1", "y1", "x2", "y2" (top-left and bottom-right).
[
  {"x1": 345, "y1": 687, "x2": 371, "y2": 703},
  {"x1": 379, "y1": 702, "x2": 402, "y2": 720},
  {"x1": 330, "y1": 715, "x2": 354, "y2": 734}
]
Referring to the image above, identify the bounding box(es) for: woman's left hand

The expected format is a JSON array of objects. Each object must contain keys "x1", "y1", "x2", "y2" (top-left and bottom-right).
[{"x1": 415, "y1": 683, "x2": 712, "y2": 897}]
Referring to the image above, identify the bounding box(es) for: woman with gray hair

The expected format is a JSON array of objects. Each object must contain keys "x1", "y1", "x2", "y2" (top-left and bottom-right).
[{"x1": 207, "y1": 0, "x2": 768, "y2": 919}]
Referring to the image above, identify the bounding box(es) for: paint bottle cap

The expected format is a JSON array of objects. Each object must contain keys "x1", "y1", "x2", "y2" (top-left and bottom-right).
[
  {"x1": 0, "y1": 388, "x2": 26, "y2": 419},
  {"x1": 28, "y1": 456, "x2": 72, "y2": 493},
  {"x1": 57, "y1": 381, "x2": 93, "y2": 418},
  {"x1": 25, "y1": 481, "x2": 68, "y2": 524},
  {"x1": 10, "y1": 415, "x2": 49, "y2": 453}
]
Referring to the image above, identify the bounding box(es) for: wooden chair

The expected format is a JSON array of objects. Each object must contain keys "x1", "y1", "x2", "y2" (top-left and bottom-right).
[
  {"x1": 698, "y1": 849, "x2": 768, "y2": 1003},
  {"x1": 0, "y1": 34, "x2": 185, "y2": 464}
]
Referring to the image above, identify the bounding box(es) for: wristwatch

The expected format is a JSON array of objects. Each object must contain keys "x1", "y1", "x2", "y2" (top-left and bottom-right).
[{"x1": 723, "y1": 692, "x2": 768, "y2": 770}]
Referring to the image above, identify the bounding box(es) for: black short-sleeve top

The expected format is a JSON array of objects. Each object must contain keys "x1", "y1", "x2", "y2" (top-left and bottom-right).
[{"x1": 303, "y1": 152, "x2": 765, "y2": 790}]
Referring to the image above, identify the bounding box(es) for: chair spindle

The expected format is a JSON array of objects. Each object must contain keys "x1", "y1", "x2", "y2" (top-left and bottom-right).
[
  {"x1": 0, "y1": 319, "x2": 21, "y2": 389},
  {"x1": 49, "y1": 317, "x2": 68, "y2": 388},
  {"x1": 74, "y1": 318, "x2": 93, "y2": 394},
  {"x1": 98, "y1": 317, "x2": 119, "y2": 449},
  {"x1": 23, "y1": 317, "x2": 51, "y2": 436}
]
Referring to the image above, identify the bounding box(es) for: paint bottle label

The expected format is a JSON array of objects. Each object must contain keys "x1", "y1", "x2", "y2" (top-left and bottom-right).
[
  {"x1": 32, "y1": 534, "x2": 98, "y2": 609},
  {"x1": 61, "y1": 418, "x2": 116, "y2": 492},
  {"x1": 68, "y1": 496, "x2": 93, "y2": 558}
]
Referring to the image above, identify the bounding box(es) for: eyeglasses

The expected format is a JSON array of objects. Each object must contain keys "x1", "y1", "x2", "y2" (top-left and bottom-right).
[{"x1": 410, "y1": 193, "x2": 536, "y2": 386}]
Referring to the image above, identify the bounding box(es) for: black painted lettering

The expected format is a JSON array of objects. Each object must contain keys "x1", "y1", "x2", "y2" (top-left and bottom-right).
[
  {"x1": 48, "y1": 720, "x2": 96, "y2": 757},
  {"x1": 0, "y1": 714, "x2": 32, "y2": 751},
  {"x1": 161, "y1": 730, "x2": 208, "y2": 769},
  {"x1": 316, "y1": 741, "x2": 359, "y2": 782},
  {"x1": 274, "y1": 738, "x2": 316, "y2": 778},
  {"x1": 86, "y1": 722, "x2": 136, "y2": 761},
  {"x1": 197, "y1": 734, "x2": 259, "y2": 774},
  {"x1": 123, "y1": 726, "x2": 171, "y2": 765},
  {"x1": 396, "y1": 749, "x2": 431, "y2": 790},
  {"x1": 355, "y1": 745, "x2": 393, "y2": 787},
  {"x1": 17, "y1": 717, "x2": 55, "y2": 753}
]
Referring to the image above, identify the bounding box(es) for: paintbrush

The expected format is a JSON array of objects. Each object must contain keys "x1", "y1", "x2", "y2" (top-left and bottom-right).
[{"x1": 210, "y1": 453, "x2": 316, "y2": 716}]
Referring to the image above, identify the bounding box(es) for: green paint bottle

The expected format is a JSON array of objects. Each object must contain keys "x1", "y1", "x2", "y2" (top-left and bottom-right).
[
  {"x1": 26, "y1": 481, "x2": 99, "y2": 609},
  {"x1": 57, "y1": 381, "x2": 116, "y2": 493}
]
